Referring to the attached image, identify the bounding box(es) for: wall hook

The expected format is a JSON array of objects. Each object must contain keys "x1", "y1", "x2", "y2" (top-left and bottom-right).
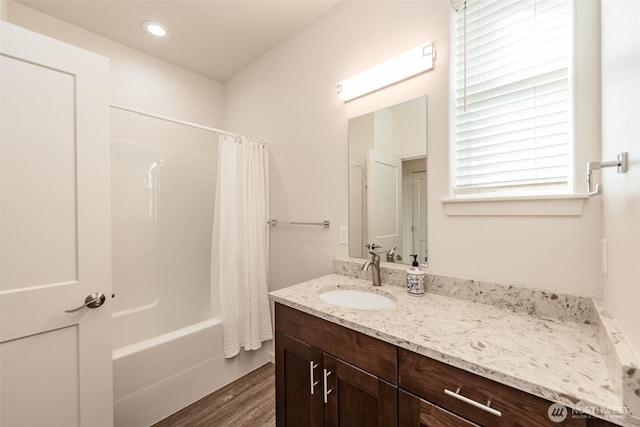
[{"x1": 587, "y1": 152, "x2": 628, "y2": 197}]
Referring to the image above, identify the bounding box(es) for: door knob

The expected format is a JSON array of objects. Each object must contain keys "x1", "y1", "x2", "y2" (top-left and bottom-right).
[{"x1": 65, "y1": 292, "x2": 106, "y2": 313}]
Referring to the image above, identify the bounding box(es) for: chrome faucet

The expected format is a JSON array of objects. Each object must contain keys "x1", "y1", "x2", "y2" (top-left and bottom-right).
[
  {"x1": 386, "y1": 246, "x2": 397, "y2": 263},
  {"x1": 361, "y1": 244, "x2": 382, "y2": 286}
]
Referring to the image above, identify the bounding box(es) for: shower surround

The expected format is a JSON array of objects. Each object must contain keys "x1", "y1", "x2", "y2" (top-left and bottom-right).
[{"x1": 110, "y1": 129, "x2": 270, "y2": 426}]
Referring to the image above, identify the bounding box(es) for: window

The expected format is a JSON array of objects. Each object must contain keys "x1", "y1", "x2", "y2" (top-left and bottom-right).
[{"x1": 452, "y1": 0, "x2": 572, "y2": 196}]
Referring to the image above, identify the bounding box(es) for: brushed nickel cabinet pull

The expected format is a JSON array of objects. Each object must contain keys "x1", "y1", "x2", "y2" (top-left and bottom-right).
[
  {"x1": 444, "y1": 388, "x2": 502, "y2": 417},
  {"x1": 323, "y1": 369, "x2": 333, "y2": 403},
  {"x1": 309, "y1": 361, "x2": 319, "y2": 395}
]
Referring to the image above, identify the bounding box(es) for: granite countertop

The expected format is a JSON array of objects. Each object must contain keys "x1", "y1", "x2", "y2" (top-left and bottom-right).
[{"x1": 269, "y1": 262, "x2": 640, "y2": 427}]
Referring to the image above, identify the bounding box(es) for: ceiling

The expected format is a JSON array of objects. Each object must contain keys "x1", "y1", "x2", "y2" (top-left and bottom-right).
[{"x1": 17, "y1": 0, "x2": 340, "y2": 82}]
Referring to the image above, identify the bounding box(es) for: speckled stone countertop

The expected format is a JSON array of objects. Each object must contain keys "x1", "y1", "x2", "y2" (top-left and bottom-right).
[{"x1": 269, "y1": 260, "x2": 640, "y2": 427}]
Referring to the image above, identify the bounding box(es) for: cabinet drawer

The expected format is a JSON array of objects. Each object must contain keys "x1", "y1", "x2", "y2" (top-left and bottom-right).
[
  {"x1": 399, "y1": 389, "x2": 480, "y2": 427},
  {"x1": 399, "y1": 348, "x2": 585, "y2": 426},
  {"x1": 275, "y1": 303, "x2": 397, "y2": 384}
]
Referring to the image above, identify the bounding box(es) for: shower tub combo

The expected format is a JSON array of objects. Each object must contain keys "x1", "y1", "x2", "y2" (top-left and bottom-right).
[{"x1": 109, "y1": 116, "x2": 270, "y2": 427}]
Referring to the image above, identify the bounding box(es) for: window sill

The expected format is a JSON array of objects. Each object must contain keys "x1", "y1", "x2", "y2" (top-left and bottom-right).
[{"x1": 441, "y1": 194, "x2": 589, "y2": 216}]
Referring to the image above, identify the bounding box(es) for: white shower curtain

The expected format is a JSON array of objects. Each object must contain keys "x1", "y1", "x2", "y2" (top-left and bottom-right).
[{"x1": 213, "y1": 134, "x2": 273, "y2": 358}]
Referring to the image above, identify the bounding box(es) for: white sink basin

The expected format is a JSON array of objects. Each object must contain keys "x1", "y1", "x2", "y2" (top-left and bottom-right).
[{"x1": 319, "y1": 289, "x2": 395, "y2": 310}]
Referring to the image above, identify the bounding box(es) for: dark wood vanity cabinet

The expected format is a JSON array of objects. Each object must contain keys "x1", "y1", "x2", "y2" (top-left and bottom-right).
[
  {"x1": 275, "y1": 303, "x2": 621, "y2": 427},
  {"x1": 275, "y1": 303, "x2": 397, "y2": 427}
]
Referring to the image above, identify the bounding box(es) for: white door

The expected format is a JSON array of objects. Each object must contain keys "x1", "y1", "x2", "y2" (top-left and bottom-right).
[
  {"x1": 367, "y1": 149, "x2": 402, "y2": 254},
  {"x1": 0, "y1": 22, "x2": 112, "y2": 427},
  {"x1": 411, "y1": 170, "x2": 427, "y2": 263}
]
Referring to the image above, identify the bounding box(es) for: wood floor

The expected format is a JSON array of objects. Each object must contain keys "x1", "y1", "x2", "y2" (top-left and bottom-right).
[{"x1": 153, "y1": 363, "x2": 275, "y2": 427}]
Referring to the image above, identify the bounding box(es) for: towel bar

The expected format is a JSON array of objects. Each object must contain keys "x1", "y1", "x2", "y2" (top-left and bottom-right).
[{"x1": 267, "y1": 219, "x2": 330, "y2": 228}]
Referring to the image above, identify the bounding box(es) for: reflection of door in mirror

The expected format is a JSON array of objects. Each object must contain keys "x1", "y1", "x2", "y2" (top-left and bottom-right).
[
  {"x1": 412, "y1": 169, "x2": 427, "y2": 263},
  {"x1": 403, "y1": 159, "x2": 427, "y2": 264},
  {"x1": 348, "y1": 96, "x2": 427, "y2": 265},
  {"x1": 368, "y1": 149, "x2": 402, "y2": 257}
]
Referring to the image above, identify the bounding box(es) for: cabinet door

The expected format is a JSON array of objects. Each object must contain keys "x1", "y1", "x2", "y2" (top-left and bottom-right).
[
  {"x1": 399, "y1": 390, "x2": 480, "y2": 427},
  {"x1": 276, "y1": 332, "x2": 324, "y2": 427},
  {"x1": 323, "y1": 354, "x2": 397, "y2": 427}
]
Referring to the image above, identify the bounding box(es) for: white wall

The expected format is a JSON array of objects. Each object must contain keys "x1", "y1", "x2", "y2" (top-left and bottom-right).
[
  {"x1": 601, "y1": 0, "x2": 640, "y2": 352},
  {"x1": 6, "y1": 0, "x2": 224, "y2": 126},
  {"x1": 392, "y1": 99, "x2": 427, "y2": 159},
  {"x1": 348, "y1": 113, "x2": 374, "y2": 258},
  {"x1": 0, "y1": 1, "x2": 8, "y2": 21},
  {"x1": 374, "y1": 109, "x2": 393, "y2": 154},
  {"x1": 225, "y1": 0, "x2": 603, "y2": 295},
  {"x1": 225, "y1": 0, "x2": 449, "y2": 290}
]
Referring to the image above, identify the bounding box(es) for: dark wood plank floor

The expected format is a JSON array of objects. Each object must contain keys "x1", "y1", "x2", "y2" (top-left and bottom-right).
[{"x1": 153, "y1": 363, "x2": 275, "y2": 427}]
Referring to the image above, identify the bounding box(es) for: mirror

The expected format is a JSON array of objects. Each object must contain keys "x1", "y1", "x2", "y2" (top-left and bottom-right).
[{"x1": 348, "y1": 96, "x2": 427, "y2": 265}]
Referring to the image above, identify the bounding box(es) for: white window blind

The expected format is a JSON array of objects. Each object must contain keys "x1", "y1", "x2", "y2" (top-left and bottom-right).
[{"x1": 453, "y1": 0, "x2": 572, "y2": 195}]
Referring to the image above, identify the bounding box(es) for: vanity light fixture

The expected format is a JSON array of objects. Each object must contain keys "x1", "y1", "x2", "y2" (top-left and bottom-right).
[
  {"x1": 337, "y1": 42, "x2": 435, "y2": 102},
  {"x1": 142, "y1": 21, "x2": 168, "y2": 38}
]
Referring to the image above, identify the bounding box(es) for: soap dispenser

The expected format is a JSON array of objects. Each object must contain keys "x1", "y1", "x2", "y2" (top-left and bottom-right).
[{"x1": 406, "y1": 255, "x2": 425, "y2": 296}]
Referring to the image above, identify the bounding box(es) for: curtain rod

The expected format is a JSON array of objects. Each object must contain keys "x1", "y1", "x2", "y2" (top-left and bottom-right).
[{"x1": 110, "y1": 104, "x2": 266, "y2": 144}]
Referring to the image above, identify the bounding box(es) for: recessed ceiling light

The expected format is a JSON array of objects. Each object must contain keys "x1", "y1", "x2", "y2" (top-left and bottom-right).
[{"x1": 142, "y1": 21, "x2": 168, "y2": 38}]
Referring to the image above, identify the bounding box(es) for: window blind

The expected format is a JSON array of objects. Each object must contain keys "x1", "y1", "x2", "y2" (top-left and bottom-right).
[{"x1": 453, "y1": 0, "x2": 571, "y2": 195}]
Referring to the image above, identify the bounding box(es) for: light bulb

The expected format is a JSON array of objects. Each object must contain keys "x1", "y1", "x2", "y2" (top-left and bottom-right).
[{"x1": 142, "y1": 21, "x2": 168, "y2": 38}]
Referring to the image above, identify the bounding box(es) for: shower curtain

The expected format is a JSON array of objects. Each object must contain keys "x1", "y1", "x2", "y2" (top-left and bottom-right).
[{"x1": 213, "y1": 134, "x2": 273, "y2": 358}]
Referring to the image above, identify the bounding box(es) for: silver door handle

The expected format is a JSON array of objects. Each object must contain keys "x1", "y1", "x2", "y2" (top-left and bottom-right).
[{"x1": 65, "y1": 292, "x2": 106, "y2": 313}]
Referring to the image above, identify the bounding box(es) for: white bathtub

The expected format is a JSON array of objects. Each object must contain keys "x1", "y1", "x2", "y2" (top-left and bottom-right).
[{"x1": 113, "y1": 318, "x2": 270, "y2": 427}]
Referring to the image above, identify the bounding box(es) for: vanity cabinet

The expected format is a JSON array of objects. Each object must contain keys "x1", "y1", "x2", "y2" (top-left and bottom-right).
[
  {"x1": 275, "y1": 303, "x2": 622, "y2": 427},
  {"x1": 275, "y1": 303, "x2": 397, "y2": 427}
]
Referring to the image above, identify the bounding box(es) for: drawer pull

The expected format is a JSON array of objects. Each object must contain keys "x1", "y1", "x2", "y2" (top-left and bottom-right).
[
  {"x1": 444, "y1": 388, "x2": 502, "y2": 417},
  {"x1": 323, "y1": 369, "x2": 333, "y2": 403},
  {"x1": 309, "y1": 361, "x2": 319, "y2": 395}
]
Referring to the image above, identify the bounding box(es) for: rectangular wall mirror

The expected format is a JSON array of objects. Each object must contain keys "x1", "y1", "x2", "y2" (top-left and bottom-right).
[{"x1": 348, "y1": 96, "x2": 427, "y2": 265}]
